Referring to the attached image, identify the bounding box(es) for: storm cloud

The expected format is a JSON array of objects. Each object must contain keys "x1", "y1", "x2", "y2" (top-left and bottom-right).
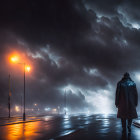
[{"x1": 0, "y1": 0, "x2": 140, "y2": 114}]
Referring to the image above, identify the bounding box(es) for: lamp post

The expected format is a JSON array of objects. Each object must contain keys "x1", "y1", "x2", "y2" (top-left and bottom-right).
[
  {"x1": 21, "y1": 94, "x2": 22, "y2": 115},
  {"x1": 10, "y1": 55, "x2": 31, "y2": 121},
  {"x1": 19, "y1": 62, "x2": 26, "y2": 121},
  {"x1": 23, "y1": 63, "x2": 26, "y2": 121},
  {"x1": 8, "y1": 74, "x2": 11, "y2": 118}
]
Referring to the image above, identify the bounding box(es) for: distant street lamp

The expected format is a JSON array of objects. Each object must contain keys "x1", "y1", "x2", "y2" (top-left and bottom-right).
[
  {"x1": 15, "y1": 105, "x2": 20, "y2": 112},
  {"x1": 10, "y1": 55, "x2": 31, "y2": 121}
]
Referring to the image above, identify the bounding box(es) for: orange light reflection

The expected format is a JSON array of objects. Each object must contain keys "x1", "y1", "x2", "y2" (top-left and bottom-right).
[{"x1": 6, "y1": 121, "x2": 45, "y2": 140}]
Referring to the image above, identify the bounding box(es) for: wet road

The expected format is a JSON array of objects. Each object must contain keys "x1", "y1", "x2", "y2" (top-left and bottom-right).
[{"x1": 0, "y1": 114, "x2": 140, "y2": 140}]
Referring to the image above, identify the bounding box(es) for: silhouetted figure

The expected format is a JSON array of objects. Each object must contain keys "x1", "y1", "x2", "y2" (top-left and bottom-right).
[{"x1": 115, "y1": 72, "x2": 138, "y2": 133}]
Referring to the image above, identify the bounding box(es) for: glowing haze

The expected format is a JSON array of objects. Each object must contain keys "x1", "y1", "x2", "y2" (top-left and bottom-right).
[{"x1": 0, "y1": 0, "x2": 140, "y2": 115}]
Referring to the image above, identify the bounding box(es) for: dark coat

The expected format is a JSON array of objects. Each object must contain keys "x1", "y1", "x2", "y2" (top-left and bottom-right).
[{"x1": 115, "y1": 77, "x2": 138, "y2": 119}]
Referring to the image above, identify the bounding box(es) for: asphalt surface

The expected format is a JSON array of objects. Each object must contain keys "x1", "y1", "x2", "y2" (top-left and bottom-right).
[{"x1": 0, "y1": 114, "x2": 140, "y2": 140}]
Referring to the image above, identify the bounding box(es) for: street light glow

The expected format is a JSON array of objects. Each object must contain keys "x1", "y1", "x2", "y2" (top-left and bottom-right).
[
  {"x1": 25, "y1": 65, "x2": 31, "y2": 72},
  {"x1": 15, "y1": 106, "x2": 20, "y2": 112},
  {"x1": 53, "y1": 108, "x2": 57, "y2": 112},
  {"x1": 44, "y1": 107, "x2": 51, "y2": 111},
  {"x1": 10, "y1": 55, "x2": 31, "y2": 72},
  {"x1": 10, "y1": 55, "x2": 19, "y2": 63}
]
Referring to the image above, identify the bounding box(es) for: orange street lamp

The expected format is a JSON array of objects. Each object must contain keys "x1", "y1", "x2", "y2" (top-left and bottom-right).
[
  {"x1": 25, "y1": 65, "x2": 31, "y2": 72},
  {"x1": 10, "y1": 55, "x2": 31, "y2": 121},
  {"x1": 10, "y1": 55, "x2": 19, "y2": 63}
]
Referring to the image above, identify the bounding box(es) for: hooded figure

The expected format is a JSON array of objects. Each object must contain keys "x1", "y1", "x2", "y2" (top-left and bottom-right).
[{"x1": 115, "y1": 72, "x2": 138, "y2": 133}]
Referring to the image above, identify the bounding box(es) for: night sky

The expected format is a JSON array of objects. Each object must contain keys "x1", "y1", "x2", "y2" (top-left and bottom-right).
[{"x1": 0, "y1": 0, "x2": 140, "y2": 114}]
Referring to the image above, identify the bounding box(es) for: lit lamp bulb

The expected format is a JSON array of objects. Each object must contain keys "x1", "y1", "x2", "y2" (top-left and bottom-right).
[
  {"x1": 26, "y1": 65, "x2": 31, "y2": 72},
  {"x1": 10, "y1": 56, "x2": 19, "y2": 63},
  {"x1": 15, "y1": 106, "x2": 20, "y2": 112}
]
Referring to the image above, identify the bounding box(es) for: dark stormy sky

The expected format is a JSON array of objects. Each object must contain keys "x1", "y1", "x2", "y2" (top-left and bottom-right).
[{"x1": 0, "y1": 0, "x2": 140, "y2": 114}]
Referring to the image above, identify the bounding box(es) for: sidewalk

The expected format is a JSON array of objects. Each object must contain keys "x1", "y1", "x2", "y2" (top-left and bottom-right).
[
  {"x1": 0, "y1": 116, "x2": 42, "y2": 126},
  {"x1": 133, "y1": 120, "x2": 140, "y2": 128}
]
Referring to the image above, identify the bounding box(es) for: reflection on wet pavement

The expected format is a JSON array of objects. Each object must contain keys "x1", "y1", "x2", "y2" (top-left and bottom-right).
[
  {"x1": 0, "y1": 114, "x2": 140, "y2": 140},
  {"x1": 0, "y1": 116, "x2": 54, "y2": 140},
  {"x1": 7, "y1": 122, "x2": 41, "y2": 140}
]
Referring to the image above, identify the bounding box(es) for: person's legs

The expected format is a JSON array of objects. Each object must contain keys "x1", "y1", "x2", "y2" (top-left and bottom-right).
[
  {"x1": 121, "y1": 118, "x2": 126, "y2": 132},
  {"x1": 127, "y1": 119, "x2": 132, "y2": 132}
]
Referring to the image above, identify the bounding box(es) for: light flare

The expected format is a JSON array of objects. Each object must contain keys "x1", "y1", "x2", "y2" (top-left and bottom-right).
[
  {"x1": 10, "y1": 55, "x2": 19, "y2": 63},
  {"x1": 15, "y1": 106, "x2": 20, "y2": 112},
  {"x1": 25, "y1": 65, "x2": 31, "y2": 72}
]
